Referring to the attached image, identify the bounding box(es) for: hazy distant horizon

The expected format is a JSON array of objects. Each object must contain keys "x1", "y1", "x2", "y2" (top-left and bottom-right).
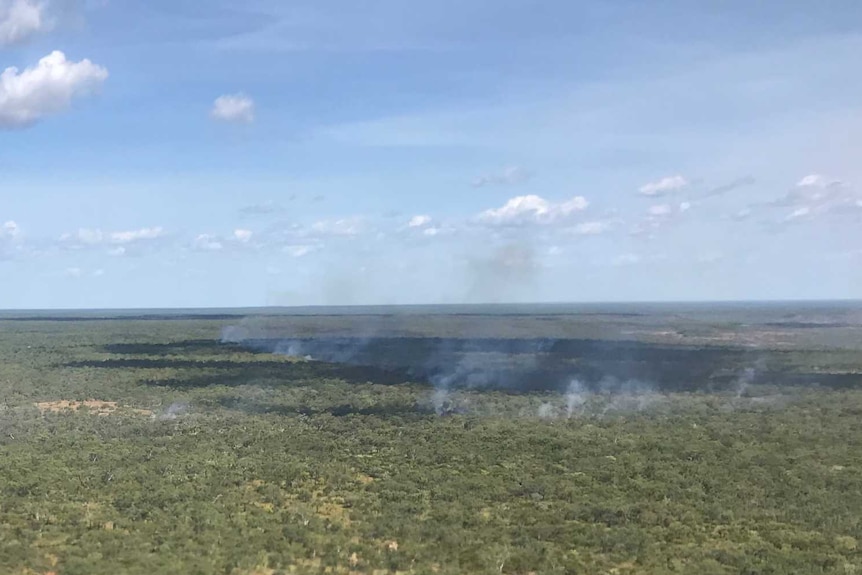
[{"x1": 3, "y1": 298, "x2": 862, "y2": 317}]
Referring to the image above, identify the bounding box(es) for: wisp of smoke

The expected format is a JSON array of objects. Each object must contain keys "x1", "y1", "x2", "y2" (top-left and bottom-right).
[
  {"x1": 537, "y1": 402, "x2": 557, "y2": 419},
  {"x1": 158, "y1": 402, "x2": 190, "y2": 421},
  {"x1": 736, "y1": 366, "x2": 757, "y2": 398},
  {"x1": 566, "y1": 379, "x2": 588, "y2": 417}
]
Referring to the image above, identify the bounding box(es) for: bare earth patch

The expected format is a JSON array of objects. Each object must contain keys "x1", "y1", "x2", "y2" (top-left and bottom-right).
[{"x1": 34, "y1": 400, "x2": 154, "y2": 418}]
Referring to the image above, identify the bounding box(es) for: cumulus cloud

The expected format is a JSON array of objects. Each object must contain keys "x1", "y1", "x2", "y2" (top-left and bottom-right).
[
  {"x1": 284, "y1": 244, "x2": 316, "y2": 257},
  {"x1": 1, "y1": 220, "x2": 19, "y2": 239},
  {"x1": 191, "y1": 229, "x2": 259, "y2": 252},
  {"x1": 309, "y1": 218, "x2": 364, "y2": 237},
  {"x1": 408, "y1": 215, "x2": 432, "y2": 228},
  {"x1": 193, "y1": 234, "x2": 223, "y2": 251},
  {"x1": 60, "y1": 227, "x2": 166, "y2": 255},
  {"x1": 472, "y1": 166, "x2": 532, "y2": 188},
  {"x1": 767, "y1": 174, "x2": 862, "y2": 223},
  {"x1": 0, "y1": 0, "x2": 49, "y2": 46},
  {"x1": 211, "y1": 93, "x2": 255, "y2": 123},
  {"x1": 638, "y1": 175, "x2": 688, "y2": 197},
  {"x1": 0, "y1": 220, "x2": 21, "y2": 259},
  {"x1": 0, "y1": 51, "x2": 108, "y2": 129},
  {"x1": 109, "y1": 227, "x2": 165, "y2": 244},
  {"x1": 478, "y1": 194, "x2": 589, "y2": 226},
  {"x1": 422, "y1": 226, "x2": 445, "y2": 237},
  {"x1": 61, "y1": 227, "x2": 165, "y2": 246},
  {"x1": 632, "y1": 202, "x2": 692, "y2": 236},
  {"x1": 730, "y1": 207, "x2": 752, "y2": 221},
  {"x1": 648, "y1": 204, "x2": 672, "y2": 217},
  {"x1": 568, "y1": 220, "x2": 613, "y2": 236},
  {"x1": 233, "y1": 229, "x2": 253, "y2": 243}
]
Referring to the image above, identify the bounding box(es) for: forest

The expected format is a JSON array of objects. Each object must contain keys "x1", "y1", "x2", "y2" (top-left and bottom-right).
[{"x1": 1, "y1": 304, "x2": 861, "y2": 574}]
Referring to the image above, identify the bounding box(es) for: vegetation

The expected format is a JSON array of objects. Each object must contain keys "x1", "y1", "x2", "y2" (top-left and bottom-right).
[{"x1": 1, "y1": 309, "x2": 861, "y2": 574}]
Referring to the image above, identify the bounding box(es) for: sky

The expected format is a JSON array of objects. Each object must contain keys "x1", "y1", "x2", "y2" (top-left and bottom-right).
[{"x1": 2, "y1": 0, "x2": 862, "y2": 308}]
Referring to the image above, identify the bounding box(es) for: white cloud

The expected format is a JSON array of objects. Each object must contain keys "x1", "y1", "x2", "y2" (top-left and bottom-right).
[
  {"x1": 60, "y1": 227, "x2": 166, "y2": 254},
  {"x1": 62, "y1": 227, "x2": 165, "y2": 246},
  {"x1": 478, "y1": 194, "x2": 589, "y2": 226},
  {"x1": 472, "y1": 166, "x2": 532, "y2": 188},
  {"x1": 211, "y1": 93, "x2": 255, "y2": 123},
  {"x1": 109, "y1": 227, "x2": 164, "y2": 244},
  {"x1": 63, "y1": 228, "x2": 103, "y2": 245},
  {"x1": 1, "y1": 220, "x2": 19, "y2": 239},
  {"x1": 189, "y1": 229, "x2": 258, "y2": 252},
  {"x1": 731, "y1": 207, "x2": 752, "y2": 221},
  {"x1": 233, "y1": 229, "x2": 253, "y2": 243},
  {"x1": 648, "y1": 204, "x2": 672, "y2": 217},
  {"x1": 309, "y1": 218, "x2": 364, "y2": 237},
  {"x1": 284, "y1": 244, "x2": 315, "y2": 257},
  {"x1": 0, "y1": 0, "x2": 49, "y2": 46},
  {"x1": 569, "y1": 220, "x2": 612, "y2": 235},
  {"x1": 767, "y1": 174, "x2": 862, "y2": 223},
  {"x1": 639, "y1": 175, "x2": 688, "y2": 197},
  {"x1": 193, "y1": 234, "x2": 223, "y2": 251},
  {"x1": 787, "y1": 206, "x2": 811, "y2": 221},
  {"x1": 0, "y1": 51, "x2": 108, "y2": 129},
  {"x1": 632, "y1": 202, "x2": 692, "y2": 236},
  {"x1": 797, "y1": 174, "x2": 833, "y2": 188},
  {"x1": 0, "y1": 220, "x2": 21, "y2": 259},
  {"x1": 408, "y1": 215, "x2": 431, "y2": 228},
  {"x1": 64, "y1": 267, "x2": 82, "y2": 278}
]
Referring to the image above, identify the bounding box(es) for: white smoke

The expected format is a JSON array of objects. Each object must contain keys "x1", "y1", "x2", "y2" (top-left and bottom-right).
[
  {"x1": 735, "y1": 366, "x2": 757, "y2": 398},
  {"x1": 537, "y1": 402, "x2": 557, "y2": 419},
  {"x1": 221, "y1": 325, "x2": 249, "y2": 343},
  {"x1": 158, "y1": 402, "x2": 189, "y2": 420},
  {"x1": 431, "y1": 388, "x2": 452, "y2": 416},
  {"x1": 566, "y1": 379, "x2": 588, "y2": 417}
]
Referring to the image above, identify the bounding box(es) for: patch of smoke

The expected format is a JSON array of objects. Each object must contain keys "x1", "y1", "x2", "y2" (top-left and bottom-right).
[
  {"x1": 221, "y1": 321, "x2": 798, "y2": 418},
  {"x1": 735, "y1": 367, "x2": 756, "y2": 398},
  {"x1": 464, "y1": 243, "x2": 539, "y2": 304},
  {"x1": 221, "y1": 325, "x2": 250, "y2": 344},
  {"x1": 273, "y1": 340, "x2": 313, "y2": 361},
  {"x1": 431, "y1": 388, "x2": 452, "y2": 416},
  {"x1": 724, "y1": 360, "x2": 796, "y2": 410},
  {"x1": 222, "y1": 316, "x2": 392, "y2": 367},
  {"x1": 537, "y1": 402, "x2": 557, "y2": 419},
  {"x1": 734, "y1": 359, "x2": 767, "y2": 398},
  {"x1": 157, "y1": 402, "x2": 189, "y2": 420},
  {"x1": 566, "y1": 379, "x2": 588, "y2": 416},
  {"x1": 534, "y1": 378, "x2": 662, "y2": 420},
  {"x1": 224, "y1": 321, "x2": 559, "y2": 392}
]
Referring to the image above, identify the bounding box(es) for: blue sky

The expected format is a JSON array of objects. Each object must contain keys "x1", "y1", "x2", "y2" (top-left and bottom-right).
[{"x1": 2, "y1": 0, "x2": 862, "y2": 308}]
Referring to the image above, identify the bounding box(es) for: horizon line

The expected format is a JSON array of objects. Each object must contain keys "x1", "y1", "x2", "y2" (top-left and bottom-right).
[{"x1": 2, "y1": 298, "x2": 862, "y2": 314}]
